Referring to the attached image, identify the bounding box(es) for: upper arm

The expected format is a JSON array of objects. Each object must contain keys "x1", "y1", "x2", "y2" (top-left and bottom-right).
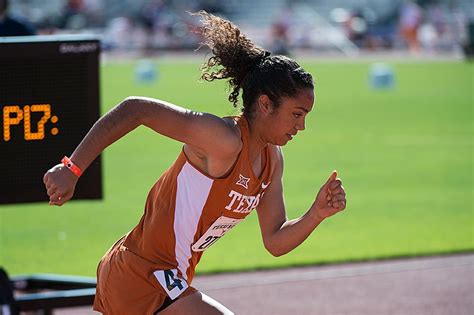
[
  {"x1": 256, "y1": 146, "x2": 287, "y2": 251},
  {"x1": 124, "y1": 96, "x2": 241, "y2": 158}
]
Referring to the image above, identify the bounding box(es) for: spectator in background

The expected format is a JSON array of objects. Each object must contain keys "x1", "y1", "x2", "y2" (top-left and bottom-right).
[
  {"x1": 0, "y1": 0, "x2": 36, "y2": 36},
  {"x1": 270, "y1": 4, "x2": 293, "y2": 56},
  {"x1": 427, "y1": 1, "x2": 446, "y2": 38},
  {"x1": 399, "y1": 0, "x2": 423, "y2": 53},
  {"x1": 345, "y1": 9, "x2": 368, "y2": 48},
  {"x1": 138, "y1": 0, "x2": 168, "y2": 54},
  {"x1": 59, "y1": 0, "x2": 87, "y2": 30}
]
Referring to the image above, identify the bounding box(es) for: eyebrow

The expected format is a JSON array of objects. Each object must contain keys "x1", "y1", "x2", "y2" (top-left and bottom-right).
[{"x1": 296, "y1": 106, "x2": 310, "y2": 113}]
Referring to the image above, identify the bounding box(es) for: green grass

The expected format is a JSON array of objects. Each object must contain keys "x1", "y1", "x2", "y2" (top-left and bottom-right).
[{"x1": 1, "y1": 60, "x2": 472, "y2": 276}]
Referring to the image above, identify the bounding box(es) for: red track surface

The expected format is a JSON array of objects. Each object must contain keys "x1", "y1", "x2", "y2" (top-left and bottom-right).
[{"x1": 55, "y1": 253, "x2": 473, "y2": 315}]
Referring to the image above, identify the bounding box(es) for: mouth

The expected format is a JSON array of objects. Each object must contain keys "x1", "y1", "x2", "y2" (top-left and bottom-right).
[{"x1": 286, "y1": 134, "x2": 295, "y2": 140}]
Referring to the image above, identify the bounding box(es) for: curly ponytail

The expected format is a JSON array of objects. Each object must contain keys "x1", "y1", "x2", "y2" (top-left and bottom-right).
[{"x1": 195, "y1": 11, "x2": 314, "y2": 118}]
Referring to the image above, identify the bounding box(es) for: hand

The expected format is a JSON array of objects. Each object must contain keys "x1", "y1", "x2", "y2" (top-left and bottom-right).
[
  {"x1": 43, "y1": 163, "x2": 78, "y2": 206},
  {"x1": 311, "y1": 170, "x2": 347, "y2": 221}
]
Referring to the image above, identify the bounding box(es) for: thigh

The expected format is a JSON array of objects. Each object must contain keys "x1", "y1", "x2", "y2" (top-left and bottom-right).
[
  {"x1": 158, "y1": 291, "x2": 234, "y2": 315},
  {"x1": 97, "y1": 245, "x2": 167, "y2": 314}
]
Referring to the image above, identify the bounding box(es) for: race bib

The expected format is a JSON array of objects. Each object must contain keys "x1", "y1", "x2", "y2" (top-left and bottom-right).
[
  {"x1": 153, "y1": 269, "x2": 189, "y2": 300},
  {"x1": 192, "y1": 215, "x2": 243, "y2": 252}
]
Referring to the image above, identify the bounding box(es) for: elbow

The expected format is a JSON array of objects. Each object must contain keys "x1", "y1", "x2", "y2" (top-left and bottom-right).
[
  {"x1": 269, "y1": 250, "x2": 285, "y2": 258},
  {"x1": 120, "y1": 96, "x2": 137, "y2": 109},
  {"x1": 264, "y1": 242, "x2": 287, "y2": 257},
  {"x1": 118, "y1": 97, "x2": 144, "y2": 125}
]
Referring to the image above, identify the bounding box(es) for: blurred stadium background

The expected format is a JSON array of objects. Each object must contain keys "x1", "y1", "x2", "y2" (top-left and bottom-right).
[
  {"x1": 0, "y1": 0, "x2": 473, "y2": 314},
  {"x1": 3, "y1": 0, "x2": 474, "y2": 57}
]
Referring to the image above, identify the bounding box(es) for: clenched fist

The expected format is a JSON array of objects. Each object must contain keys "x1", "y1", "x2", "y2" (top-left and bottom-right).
[
  {"x1": 311, "y1": 171, "x2": 347, "y2": 220},
  {"x1": 43, "y1": 164, "x2": 78, "y2": 206}
]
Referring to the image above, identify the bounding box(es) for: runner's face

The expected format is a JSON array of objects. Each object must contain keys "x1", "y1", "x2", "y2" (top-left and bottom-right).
[{"x1": 266, "y1": 88, "x2": 314, "y2": 146}]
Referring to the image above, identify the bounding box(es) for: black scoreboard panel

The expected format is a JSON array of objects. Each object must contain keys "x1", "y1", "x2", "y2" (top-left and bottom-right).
[{"x1": 0, "y1": 35, "x2": 102, "y2": 204}]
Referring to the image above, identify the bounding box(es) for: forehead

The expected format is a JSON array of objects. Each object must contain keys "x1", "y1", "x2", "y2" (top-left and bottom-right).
[{"x1": 281, "y1": 88, "x2": 314, "y2": 112}]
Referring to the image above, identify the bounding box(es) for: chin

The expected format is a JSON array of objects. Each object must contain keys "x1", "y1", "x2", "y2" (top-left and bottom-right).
[
  {"x1": 273, "y1": 139, "x2": 289, "y2": 146},
  {"x1": 267, "y1": 136, "x2": 290, "y2": 146}
]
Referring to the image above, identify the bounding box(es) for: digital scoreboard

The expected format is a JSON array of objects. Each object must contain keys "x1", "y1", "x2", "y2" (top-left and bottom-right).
[{"x1": 0, "y1": 35, "x2": 102, "y2": 204}]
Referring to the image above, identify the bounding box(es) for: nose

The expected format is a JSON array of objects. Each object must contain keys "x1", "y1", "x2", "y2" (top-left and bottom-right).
[{"x1": 296, "y1": 118, "x2": 305, "y2": 131}]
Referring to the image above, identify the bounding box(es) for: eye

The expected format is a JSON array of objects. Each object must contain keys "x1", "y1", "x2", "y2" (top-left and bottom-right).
[{"x1": 293, "y1": 113, "x2": 303, "y2": 118}]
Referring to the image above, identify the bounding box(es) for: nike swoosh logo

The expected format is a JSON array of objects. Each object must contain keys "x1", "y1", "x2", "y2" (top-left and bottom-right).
[{"x1": 261, "y1": 182, "x2": 271, "y2": 189}]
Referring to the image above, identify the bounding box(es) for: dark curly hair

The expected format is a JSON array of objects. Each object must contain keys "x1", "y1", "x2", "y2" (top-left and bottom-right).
[{"x1": 195, "y1": 11, "x2": 314, "y2": 119}]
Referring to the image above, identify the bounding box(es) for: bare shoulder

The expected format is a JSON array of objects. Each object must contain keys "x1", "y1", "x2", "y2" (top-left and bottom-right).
[
  {"x1": 203, "y1": 115, "x2": 242, "y2": 164},
  {"x1": 222, "y1": 116, "x2": 241, "y2": 137},
  {"x1": 195, "y1": 114, "x2": 242, "y2": 158},
  {"x1": 183, "y1": 115, "x2": 242, "y2": 178}
]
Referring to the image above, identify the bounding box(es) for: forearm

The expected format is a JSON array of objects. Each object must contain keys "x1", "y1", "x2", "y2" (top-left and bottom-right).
[
  {"x1": 267, "y1": 209, "x2": 324, "y2": 257},
  {"x1": 70, "y1": 98, "x2": 141, "y2": 170}
]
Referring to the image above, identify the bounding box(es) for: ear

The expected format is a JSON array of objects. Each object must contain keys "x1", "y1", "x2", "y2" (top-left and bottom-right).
[{"x1": 256, "y1": 95, "x2": 273, "y2": 115}]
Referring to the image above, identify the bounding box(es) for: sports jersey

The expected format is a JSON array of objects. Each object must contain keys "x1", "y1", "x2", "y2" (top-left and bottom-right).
[{"x1": 93, "y1": 115, "x2": 276, "y2": 314}]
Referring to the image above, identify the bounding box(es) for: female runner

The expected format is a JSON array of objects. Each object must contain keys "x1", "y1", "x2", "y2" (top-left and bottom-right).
[{"x1": 44, "y1": 11, "x2": 347, "y2": 314}]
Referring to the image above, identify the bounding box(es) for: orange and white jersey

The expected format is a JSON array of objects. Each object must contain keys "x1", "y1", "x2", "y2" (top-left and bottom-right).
[{"x1": 123, "y1": 115, "x2": 276, "y2": 287}]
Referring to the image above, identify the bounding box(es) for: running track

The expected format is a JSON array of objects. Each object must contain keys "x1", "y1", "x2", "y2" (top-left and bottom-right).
[{"x1": 56, "y1": 253, "x2": 473, "y2": 315}]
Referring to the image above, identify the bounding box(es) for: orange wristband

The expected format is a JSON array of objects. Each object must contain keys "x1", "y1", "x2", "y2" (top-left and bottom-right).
[{"x1": 62, "y1": 156, "x2": 82, "y2": 177}]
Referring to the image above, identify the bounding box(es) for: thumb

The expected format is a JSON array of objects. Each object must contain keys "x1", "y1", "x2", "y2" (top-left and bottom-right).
[{"x1": 323, "y1": 170, "x2": 337, "y2": 189}]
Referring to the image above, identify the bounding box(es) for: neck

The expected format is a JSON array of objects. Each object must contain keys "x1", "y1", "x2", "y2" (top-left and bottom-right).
[{"x1": 244, "y1": 114, "x2": 268, "y2": 161}]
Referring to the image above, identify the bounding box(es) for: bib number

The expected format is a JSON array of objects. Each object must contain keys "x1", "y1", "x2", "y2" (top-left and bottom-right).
[
  {"x1": 192, "y1": 216, "x2": 243, "y2": 252},
  {"x1": 153, "y1": 269, "x2": 188, "y2": 300}
]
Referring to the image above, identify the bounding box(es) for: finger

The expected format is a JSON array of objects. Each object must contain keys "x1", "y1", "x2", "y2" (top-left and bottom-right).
[
  {"x1": 56, "y1": 196, "x2": 65, "y2": 206},
  {"x1": 49, "y1": 196, "x2": 63, "y2": 206},
  {"x1": 47, "y1": 186, "x2": 57, "y2": 197},
  {"x1": 329, "y1": 179, "x2": 342, "y2": 191},
  {"x1": 49, "y1": 195, "x2": 62, "y2": 205},
  {"x1": 331, "y1": 186, "x2": 345, "y2": 196},
  {"x1": 324, "y1": 170, "x2": 338, "y2": 190},
  {"x1": 63, "y1": 191, "x2": 73, "y2": 201},
  {"x1": 331, "y1": 193, "x2": 346, "y2": 202},
  {"x1": 50, "y1": 200, "x2": 64, "y2": 206},
  {"x1": 45, "y1": 183, "x2": 53, "y2": 192},
  {"x1": 53, "y1": 191, "x2": 73, "y2": 206},
  {"x1": 49, "y1": 190, "x2": 62, "y2": 202},
  {"x1": 43, "y1": 173, "x2": 50, "y2": 185},
  {"x1": 334, "y1": 200, "x2": 346, "y2": 210}
]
